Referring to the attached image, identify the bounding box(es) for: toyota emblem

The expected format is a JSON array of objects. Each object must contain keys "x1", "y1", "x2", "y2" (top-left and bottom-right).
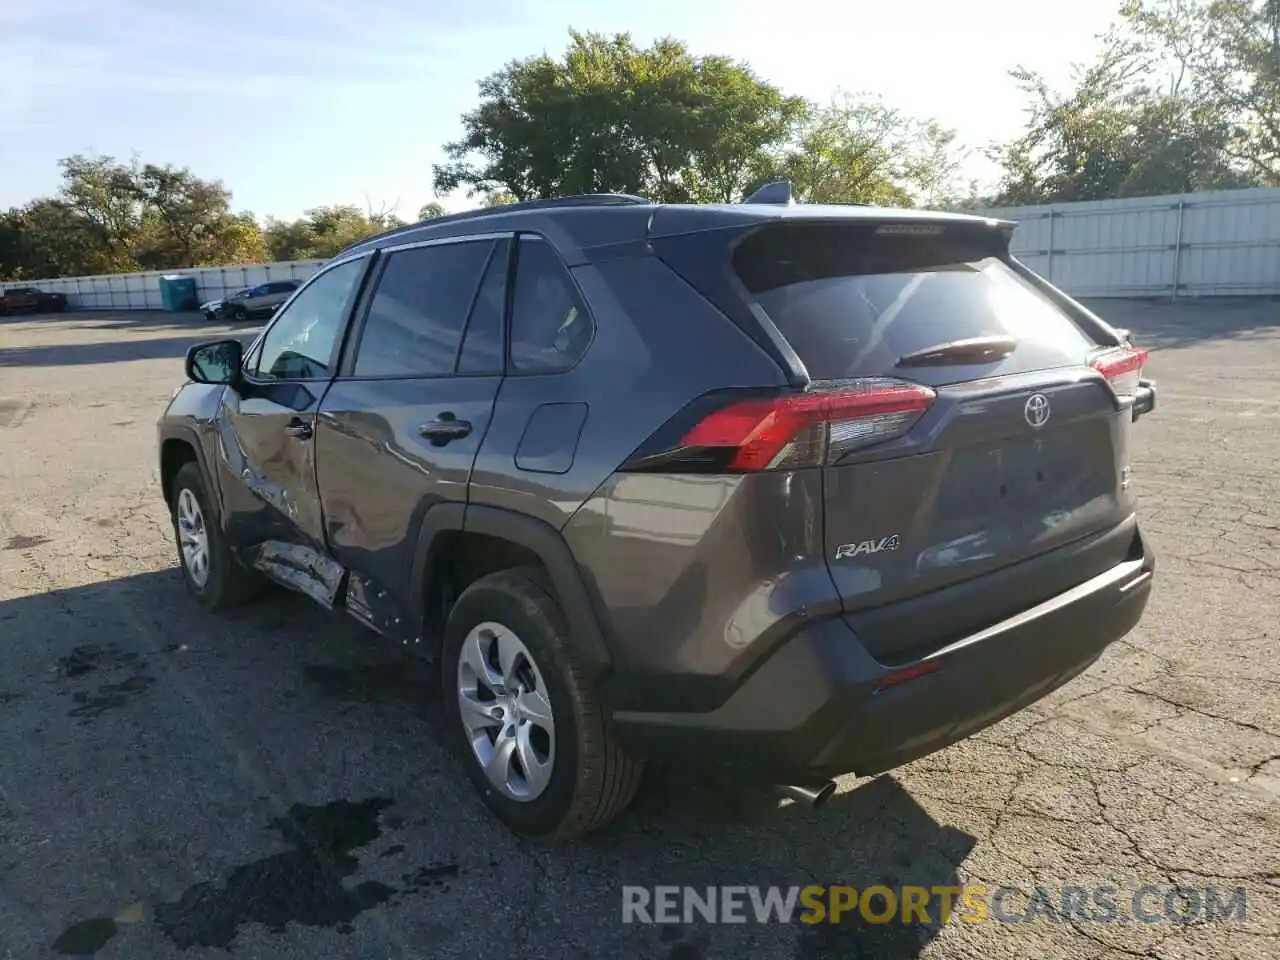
[{"x1": 1024, "y1": 393, "x2": 1051, "y2": 428}]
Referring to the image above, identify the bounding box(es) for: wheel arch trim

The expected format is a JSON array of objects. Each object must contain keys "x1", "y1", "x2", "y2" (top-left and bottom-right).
[
  {"x1": 159, "y1": 424, "x2": 218, "y2": 511},
  {"x1": 410, "y1": 503, "x2": 614, "y2": 673}
]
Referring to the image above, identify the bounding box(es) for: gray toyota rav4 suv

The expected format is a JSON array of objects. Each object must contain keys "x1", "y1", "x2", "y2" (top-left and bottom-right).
[{"x1": 158, "y1": 188, "x2": 1157, "y2": 840}]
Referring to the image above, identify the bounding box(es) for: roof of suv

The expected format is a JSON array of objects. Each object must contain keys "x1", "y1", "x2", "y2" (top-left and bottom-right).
[{"x1": 340, "y1": 193, "x2": 1012, "y2": 263}]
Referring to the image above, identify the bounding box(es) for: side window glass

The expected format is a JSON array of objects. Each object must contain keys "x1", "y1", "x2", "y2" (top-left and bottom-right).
[
  {"x1": 352, "y1": 241, "x2": 494, "y2": 378},
  {"x1": 253, "y1": 257, "x2": 365, "y2": 381},
  {"x1": 509, "y1": 238, "x2": 594, "y2": 374},
  {"x1": 243, "y1": 337, "x2": 263, "y2": 374},
  {"x1": 456, "y1": 240, "x2": 509, "y2": 375}
]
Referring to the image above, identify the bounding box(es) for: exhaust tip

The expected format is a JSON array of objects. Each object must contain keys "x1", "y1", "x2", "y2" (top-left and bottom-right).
[{"x1": 776, "y1": 781, "x2": 837, "y2": 809}]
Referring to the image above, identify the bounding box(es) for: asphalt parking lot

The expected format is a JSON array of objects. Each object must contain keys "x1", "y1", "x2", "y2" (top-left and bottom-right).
[{"x1": 1, "y1": 300, "x2": 1277, "y2": 960}]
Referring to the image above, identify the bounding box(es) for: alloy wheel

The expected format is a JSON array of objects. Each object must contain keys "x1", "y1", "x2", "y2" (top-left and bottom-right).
[
  {"x1": 456, "y1": 621, "x2": 556, "y2": 802},
  {"x1": 176, "y1": 488, "x2": 210, "y2": 588}
]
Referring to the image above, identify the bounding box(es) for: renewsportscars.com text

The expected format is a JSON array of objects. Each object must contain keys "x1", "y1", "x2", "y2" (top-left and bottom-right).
[{"x1": 621, "y1": 884, "x2": 1248, "y2": 926}]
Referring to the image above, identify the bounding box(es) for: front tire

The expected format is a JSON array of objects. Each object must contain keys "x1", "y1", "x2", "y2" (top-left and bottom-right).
[
  {"x1": 229, "y1": 305, "x2": 249, "y2": 323},
  {"x1": 441, "y1": 567, "x2": 642, "y2": 842},
  {"x1": 169, "y1": 462, "x2": 263, "y2": 610}
]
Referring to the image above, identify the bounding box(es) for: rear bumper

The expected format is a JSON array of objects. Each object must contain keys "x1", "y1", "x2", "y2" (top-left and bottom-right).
[{"x1": 612, "y1": 530, "x2": 1154, "y2": 781}]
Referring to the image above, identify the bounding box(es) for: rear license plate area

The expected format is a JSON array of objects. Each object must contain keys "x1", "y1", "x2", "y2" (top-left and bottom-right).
[{"x1": 937, "y1": 425, "x2": 1101, "y2": 520}]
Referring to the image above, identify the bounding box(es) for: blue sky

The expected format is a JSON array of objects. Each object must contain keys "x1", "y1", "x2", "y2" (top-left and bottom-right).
[{"x1": 2, "y1": 0, "x2": 1122, "y2": 221}]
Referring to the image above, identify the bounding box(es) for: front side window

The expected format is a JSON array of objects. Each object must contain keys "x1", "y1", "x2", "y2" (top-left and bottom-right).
[
  {"x1": 509, "y1": 238, "x2": 594, "y2": 374},
  {"x1": 252, "y1": 257, "x2": 366, "y2": 381},
  {"x1": 352, "y1": 240, "x2": 495, "y2": 378}
]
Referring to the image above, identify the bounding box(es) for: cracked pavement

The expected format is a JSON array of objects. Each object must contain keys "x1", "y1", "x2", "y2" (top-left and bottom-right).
[{"x1": 0, "y1": 301, "x2": 1277, "y2": 959}]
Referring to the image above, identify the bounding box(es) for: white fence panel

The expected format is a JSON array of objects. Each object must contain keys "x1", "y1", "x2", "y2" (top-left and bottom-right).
[
  {"x1": 7, "y1": 187, "x2": 1280, "y2": 304},
  {"x1": 1, "y1": 260, "x2": 327, "y2": 311},
  {"x1": 985, "y1": 186, "x2": 1280, "y2": 297}
]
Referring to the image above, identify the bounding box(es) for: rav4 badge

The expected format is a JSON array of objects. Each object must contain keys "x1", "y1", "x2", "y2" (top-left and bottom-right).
[{"x1": 835, "y1": 535, "x2": 901, "y2": 560}]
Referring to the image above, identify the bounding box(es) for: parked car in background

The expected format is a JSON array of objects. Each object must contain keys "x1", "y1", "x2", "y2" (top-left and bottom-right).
[
  {"x1": 0, "y1": 286, "x2": 68, "y2": 315},
  {"x1": 159, "y1": 188, "x2": 1157, "y2": 841},
  {"x1": 200, "y1": 292, "x2": 240, "y2": 321},
  {"x1": 204, "y1": 281, "x2": 299, "y2": 322}
]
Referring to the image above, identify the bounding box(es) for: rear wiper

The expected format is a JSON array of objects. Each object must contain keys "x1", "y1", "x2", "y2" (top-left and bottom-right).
[{"x1": 895, "y1": 335, "x2": 1018, "y2": 367}]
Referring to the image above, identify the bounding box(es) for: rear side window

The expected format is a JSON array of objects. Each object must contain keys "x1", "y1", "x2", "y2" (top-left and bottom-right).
[
  {"x1": 457, "y1": 240, "x2": 509, "y2": 375},
  {"x1": 509, "y1": 237, "x2": 594, "y2": 374},
  {"x1": 353, "y1": 240, "x2": 494, "y2": 378},
  {"x1": 731, "y1": 222, "x2": 1095, "y2": 380}
]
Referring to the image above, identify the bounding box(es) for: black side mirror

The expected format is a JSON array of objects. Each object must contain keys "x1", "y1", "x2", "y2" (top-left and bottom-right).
[{"x1": 186, "y1": 339, "x2": 243, "y2": 385}]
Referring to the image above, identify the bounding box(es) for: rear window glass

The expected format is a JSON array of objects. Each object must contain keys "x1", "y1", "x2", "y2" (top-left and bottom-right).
[{"x1": 731, "y1": 222, "x2": 1094, "y2": 380}]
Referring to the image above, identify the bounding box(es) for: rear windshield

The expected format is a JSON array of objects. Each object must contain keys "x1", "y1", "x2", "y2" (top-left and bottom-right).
[{"x1": 731, "y1": 222, "x2": 1095, "y2": 381}]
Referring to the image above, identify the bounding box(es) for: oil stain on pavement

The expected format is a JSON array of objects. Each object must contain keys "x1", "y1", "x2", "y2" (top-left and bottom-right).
[
  {"x1": 54, "y1": 644, "x2": 154, "y2": 722},
  {"x1": 56, "y1": 645, "x2": 108, "y2": 679},
  {"x1": 68, "y1": 674, "x2": 156, "y2": 719},
  {"x1": 52, "y1": 796, "x2": 448, "y2": 955},
  {"x1": 152, "y1": 796, "x2": 396, "y2": 949},
  {"x1": 51, "y1": 917, "x2": 118, "y2": 956}
]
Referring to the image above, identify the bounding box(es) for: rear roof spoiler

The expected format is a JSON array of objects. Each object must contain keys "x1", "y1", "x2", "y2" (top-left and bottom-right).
[
  {"x1": 743, "y1": 181, "x2": 795, "y2": 205},
  {"x1": 741, "y1": 180, "x2": 876, "y2": 208}
]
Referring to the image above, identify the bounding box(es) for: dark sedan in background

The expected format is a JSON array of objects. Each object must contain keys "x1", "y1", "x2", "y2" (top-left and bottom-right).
[{"x1": 0, "y1": 286, "x2": 68, "y2": 315}]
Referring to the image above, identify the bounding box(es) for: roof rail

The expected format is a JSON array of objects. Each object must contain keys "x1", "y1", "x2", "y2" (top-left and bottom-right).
[
  {"x1": 340, "y1": 193, "x2": 652, "y2": 254},
  {"x1": 502, "y1": 193, "x2": 651, "y2": 211}
]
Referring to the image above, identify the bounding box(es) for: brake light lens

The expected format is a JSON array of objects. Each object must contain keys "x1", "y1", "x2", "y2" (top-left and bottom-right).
[
  {"x1": 1091, "y1": 346, "x2": 1148, "y2": 398},
  {"x1": 677, "y1": 379, "x2": 936, "y2": 471}
]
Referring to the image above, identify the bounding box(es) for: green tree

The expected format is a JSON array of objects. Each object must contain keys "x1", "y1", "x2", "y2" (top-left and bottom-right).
[
  {"x1": 1122, "y1": 0, "x2": 1280, "y2": 184},
  {"x1": 0, "y1": 199, "x2": 119, "y2": 280},
  {"x1": 0, "y1": 154, "x2": 268, "y2": 280},
  {"x1": 481, "y1": 191, "x2": 517, "y2": 208},
  {"x1": 263, "y1": 205, "x2": 395, "y2": 261},
  {"x1": 417, "y1": 201, "x2": 446, "y2": 220},
  {"x1": 56, "y1": 154, "x2": 144, "y2": 270},
  {"x1": 129, "y1": 163, "x2": 246, "y2": 267},
  {"x1": 753, "y1": 93, "x2": 966, "y2": 207},
  {"x1": 990, "y1": 5, "x2": 1261, "y2": 205},
  {"x1": 433, "y1": 30, "x2": 804, "y2": 203}
]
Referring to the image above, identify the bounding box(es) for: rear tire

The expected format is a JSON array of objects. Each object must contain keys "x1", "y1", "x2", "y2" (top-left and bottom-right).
[
  {"x1": 441, "y1": 566, "x2": 642, "y2": 842},
  {"x1": 169, "y1": 462, "x2": 264, "y2": 610}
]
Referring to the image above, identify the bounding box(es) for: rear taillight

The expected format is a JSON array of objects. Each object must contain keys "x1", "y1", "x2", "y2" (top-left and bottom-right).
[
  {"x1": 661, "y1": 379, "x2": 935, "y2": 472},
  {"x1": 1091, "y1": 346, "x2": 1148, "y2": 398}
]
